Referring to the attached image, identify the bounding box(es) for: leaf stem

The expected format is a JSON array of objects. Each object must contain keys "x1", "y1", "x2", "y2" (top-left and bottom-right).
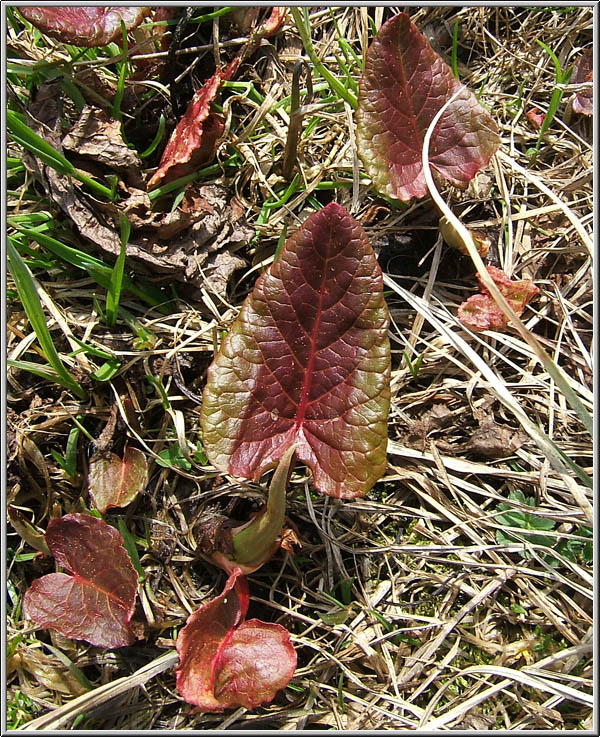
[{"x1": 231, "y1": 445, "x2": 296, "y2": 566}]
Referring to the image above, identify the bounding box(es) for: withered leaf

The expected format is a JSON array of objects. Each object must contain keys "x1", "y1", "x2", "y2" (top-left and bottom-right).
[
  {"x1": 458, "y1": 266, "x2": 539, "y2": 332},
  {"x1": 62, "y1": 106, "x2": 144, "y2": 187}
]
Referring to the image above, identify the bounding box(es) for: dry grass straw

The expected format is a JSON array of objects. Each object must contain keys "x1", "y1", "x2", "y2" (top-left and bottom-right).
[{"x1": 7, "y1": 6, "x2": 593, "y2": 731}]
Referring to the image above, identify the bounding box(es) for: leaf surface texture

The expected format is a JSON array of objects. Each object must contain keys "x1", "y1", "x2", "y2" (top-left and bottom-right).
[
  {"x1": 357, "y1": 12, "x2": 500, "y2": 201},
  {"x1": 201, "y1": 202, "x2": 390, "y2": 499},
  {"x1": 23, "y1": 514, "x2": 138, "y2": 648}
]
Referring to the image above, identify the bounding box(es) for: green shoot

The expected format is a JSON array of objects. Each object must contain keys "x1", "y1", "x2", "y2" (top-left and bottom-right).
[
  {"x1": 533, "y1": 41, "x2": 573, "y2": 152},
  {"x1": 105, "y1": 213, "x2": 130, "y2": 326},
  {"x1": 111, "y1": 21, "x2": 129, "y2": 122},
  {"x1": 7, "y1": 240, "x2": 87, "y2": 399},
  {"x1": 117, "y1": 518, "x2": 146, "y2": 583},
  {"x1": 291, "y1": 7, "x2": 358, "y2": 109},
  {"x1": 51, "y1": 424, "x2": 80, "y2": 481},
  {"x1": 451, "y1": 19, "x2": 460, "y2": 79},
  {"x1": 139, "y1": 113, "x2": 166, "y2": 158}
]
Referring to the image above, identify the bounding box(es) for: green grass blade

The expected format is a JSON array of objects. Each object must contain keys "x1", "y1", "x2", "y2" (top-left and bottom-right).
[
  {"x1": 7, "y1": 241, "x2": 87, "y2": 399},
  {"x1": 451, "y1": 19, "x2": 460, "y2": 79},
  {"x1": 139, "y1": 113, "x2": 166, "y2": 158},
  {"x1": 291, "y1": 8, "x2": 358, "y2": 109},
  {"x1": 105, "y1": 213, "x2": 130, "y2": 326},
  {"x1": 10, "y1": 227, "x2": 167, "y2": 311}
]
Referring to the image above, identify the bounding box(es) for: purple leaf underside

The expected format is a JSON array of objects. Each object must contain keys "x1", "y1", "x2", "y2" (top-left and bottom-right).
[{"x1": 23, "y1": 514, "x2": 138, "y2": 648}]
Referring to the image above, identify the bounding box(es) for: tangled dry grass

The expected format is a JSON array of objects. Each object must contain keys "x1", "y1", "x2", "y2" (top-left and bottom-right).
[{"x1": 6, "y1": 6, "x2": 593, "y2": 731}]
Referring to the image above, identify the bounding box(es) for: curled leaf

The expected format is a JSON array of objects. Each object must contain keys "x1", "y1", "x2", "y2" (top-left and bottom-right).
[
  {"x1": 458, "y1": 266, "x2": 539, "y2": 332},
  {"x1": 211, "y1": 445, "x2": 298, "y2": 574},
  {"x1": 175, "y1": 568, "x2": 296, "y2": 711},
  {"x1": 572, "y1": 48, "x2": 593, "y2": 116},
  {"x1": 23, "y1": 514, "x2": 138, "y2": 648},
  {"x1": 147, "y1": 72, "x2": 225, "y2": 191},
  {"x1": 526, "y1": 107, "x2": 545, "y2": 130},
  {"x1": 201, "y1": 202, "x2": 391, "y2": 499},
  {"x1": 357, "y1": 12, "x2": 500, "y2": 202},
  {"x1": 19, "y1": 7, "x2": 151, "y2": 47},
  {"x1": 88, "y1": 446, "x2": 148, "y2": 514},
  {"x1": 147, "y1": 9, "x2": 287, "y2": 191}
]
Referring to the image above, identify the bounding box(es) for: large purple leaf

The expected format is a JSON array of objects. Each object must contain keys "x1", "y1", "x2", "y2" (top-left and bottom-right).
[
  {"x1": 356, "y1": 12, "x2": 500, "y2": 202},
  {"x1": 175, "y1": 568, "x2": 296, "y2": 712},
  {"x1": 23, "y1": 514, "x2": 138, "y2": 648},
  {"x1": 201, "y1": 202, "x2": 390, "y2": 499},
  {"x1": 19, "y1": 7, "x2": 151, "y2": 48}
]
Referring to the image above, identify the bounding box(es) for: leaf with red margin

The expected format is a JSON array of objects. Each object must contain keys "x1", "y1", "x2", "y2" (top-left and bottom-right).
[
  {"x1": 147, "y1": 72, "x2": 225, "y2": 191},
  {"x1": 19, "y1": 7, "x2": 151, "y2": 47},
  {"x1": 23, "y1": 514, "x2": 138, "y2": 648},
  {"x1": 175, "y1": 568, "x2": 296, "y2": 712},
  {"x1": 88, "y1": 447, "x2": 148, "y2": 514},
  {"x1": 201, "y1": 202, "x2": 391, "y2": 499},
  {"x1": 147, "y1": 8, "x2": 287, "y2": 191},
  {"x1": 357, "y1": 12, "x2": 500, "y2": 202},
  {"x1": 458, "y1": 266, "x2": 539, "y2": 332},
  {"x1": 572, "y1": 48, "x2": 593, "y2": 116}
]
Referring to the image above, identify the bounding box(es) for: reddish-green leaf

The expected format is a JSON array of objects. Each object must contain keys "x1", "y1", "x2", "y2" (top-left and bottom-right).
[
  {"x1": 458, "y1": 266, "x2": 539, "y2": 332},
  {"x1": 147, "y1": 72, "x2": 225, "y2": 191},
  {"x1": 572, "y1": 48, "x2": 593, "y2": 116},
  {"x1": 19, "y1": 7, "x2": 151, "y2": 47},
  {"x1": 201, "y1": 202, "x2": 390, "y2": 499},
  {"x1": 175, "y1": 568, "x2": 296, "y2": 712},
  {"x1": 23, "y1": 514, "x2": 138, "y2": 648},
  {"x1": 356, "y1": 13, "x2": 500, "y2": 202},
  {"x1": 88, "y1": 447, "x2": 148, "y2": 514}
]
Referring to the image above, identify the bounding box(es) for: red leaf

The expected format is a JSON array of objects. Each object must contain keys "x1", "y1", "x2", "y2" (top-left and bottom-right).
[
  {"x1": 23, "y1": 514, "x2": 138, "y2": 648},
  {"x1": 175, "y1": 569, "x2": 296, "y2": 711},
  {"x1": 572, "y1": 48, "x2": 593, "y2": 116},
  {"x1": 357, "y1": 13, "x2": 500, "y2": 202},
  {"x1": 147, "y1": 72, "x2": 225, "y2": 191},
  {"x1": 213, "y1": 619, "x2": 297, "y2": 709},
  {"x1": 526, "y1": 107, "x2": 545, "y2": 130},
  {"x1": 458, "y1": 266, "x2": 539, "y2": 332},
  {"x1": 201, "y1": 202, "x2": 391, "y2": 499},
  {"x1": 19, "y1": 7, "x2": 151, "y2": 47},
  {"x1": 88, "y1": 447, "x2": 148, "y2": 514}
]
